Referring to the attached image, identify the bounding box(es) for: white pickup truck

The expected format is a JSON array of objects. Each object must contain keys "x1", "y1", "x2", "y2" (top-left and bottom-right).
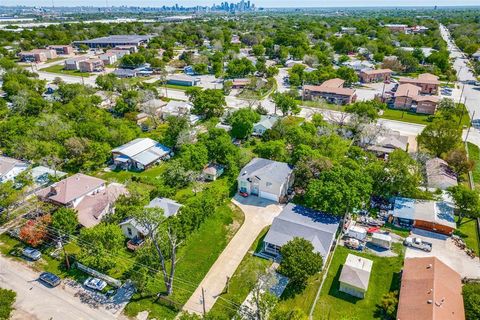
[{"x1": 403, "y1": 237, "x2": 432, "y2": 252}]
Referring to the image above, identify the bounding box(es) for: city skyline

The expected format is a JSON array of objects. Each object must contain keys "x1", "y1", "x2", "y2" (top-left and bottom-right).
[{"x1": 1, "y1": 0, "x2": 480, "y2": 8}]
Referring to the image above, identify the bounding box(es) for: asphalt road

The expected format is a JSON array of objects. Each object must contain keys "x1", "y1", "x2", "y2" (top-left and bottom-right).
[{"x1": 0, "y1": 255, "x2": 116, "y2": 320}]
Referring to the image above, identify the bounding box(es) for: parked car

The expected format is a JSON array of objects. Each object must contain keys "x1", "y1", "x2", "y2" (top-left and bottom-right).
[
  {"x1": 403, "y1": 237, "x2": 432, "y2": 252},
  {"x1": 84, "y1": 277, "x2": 107, "y2": 291},
  {"x1": 39, "y1": 272, "x2": 61, "y2": 287},
  {"x1": 22, "y1": 247, "x2": 41, "y2": 261}
]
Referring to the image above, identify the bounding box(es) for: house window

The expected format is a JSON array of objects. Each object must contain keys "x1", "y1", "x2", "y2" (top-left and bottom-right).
[{"x1": 127, "y1": 227, "x2": 132, "y2": 236}]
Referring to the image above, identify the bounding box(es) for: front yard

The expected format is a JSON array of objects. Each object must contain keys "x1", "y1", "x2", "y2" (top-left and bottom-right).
[
  {"x1": 40, "y1": 64, "x2": 92, "y2": 77},
  {"x1": 313, "y1": 244, "x2": 404, "y2": 320}
]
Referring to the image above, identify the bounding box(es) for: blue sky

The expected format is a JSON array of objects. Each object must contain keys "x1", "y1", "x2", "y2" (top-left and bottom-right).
[{"x1": 2, "y1": 0, "x2": 480, "y2": 7}]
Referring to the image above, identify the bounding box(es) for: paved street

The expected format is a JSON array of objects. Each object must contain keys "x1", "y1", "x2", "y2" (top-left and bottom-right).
[
  {"x1": 0, "y1": 255, "x2": 117, "y2": 320},
  {"x1": 182, "y1": 195, "x2": 283, "y2": 315},
  {"x1": 439, "y1": 24, "x2": 480, "y2": 119}
]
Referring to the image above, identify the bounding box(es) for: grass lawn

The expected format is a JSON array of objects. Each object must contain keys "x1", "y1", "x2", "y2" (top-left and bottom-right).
[
  {"x1": 298, "y1": 99, "x2": 346, "y2": 112},
  {"x1": 277, "y1": 272, "x2": 323, "y2": 315},
  {"x1": 455, "y1": 216, "x2": 480, "y2": 256},
  {"x1": 383, "y1": 223, "x2": 410, "y2": 238},
  {"x1": 380, "y1": 108, "x2": 433, "y2": 125},
  {"x1": 40, "y1": 64, "x2": 92, "y2": 77},
  {"x1": 467, "y1": 142, "x2": 480, "y2": 189},
  {"x1": 124, "y1": 202, "x2": 245, "y2": 320},
  {"x1": 209, "y1": 227, "x2": 272, "y2": 318},
  {"x1": 313, "y1": 244, "x2": 404, "y2": 320}
]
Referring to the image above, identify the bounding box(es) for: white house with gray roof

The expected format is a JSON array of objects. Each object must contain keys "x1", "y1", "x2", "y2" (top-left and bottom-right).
[
  {"x1": 238, "y1": 158, "x2": 293, "y2": 202},
  {"x1": 0, "y1": 156, "x2": 29, "y2": 183},
  {"x1": 253, "y1": 115, "x2": 279, "y2": 136},
  {"x1": 112, "y1": 138, "x2": 171, "y2": 171},
  {"x1": 263, "y1": 204, "x2": 340, "y2": 261}
]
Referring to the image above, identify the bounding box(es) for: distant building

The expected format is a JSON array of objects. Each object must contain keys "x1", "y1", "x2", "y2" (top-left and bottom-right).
[
  {"x1": 48, "y1": 45, "x2": 74, "y2": 55},
  {"x1": 32, "y1": 49, "x2": 57, "y2": 59},
  {"x1": 359, "y1": 69, "x2": 392, "y2": 83},
  {"x1": 426, "y1": 158, "x2": 457, "y2": 190},
  {"x1": 202, "y1": 163, "x2": 225, "y2": 181},
  {"x1": 365, "y1": 130, "x2": 409, "y2": 158},
  {"x1": 166, "y1": 74, "x2": 200, "y2": 87},
  {"x1": 394, "y1": 83, "x2": 440, "y2": 114},
  {"x1": 78, "y1": 58, "x2": 104, "y2": 73},
  {"x1": 105, "y1": 49, "x2": 131, "y2": 59},
  {"x1": 303, "y1": 78, "x2": 357, "y2": 105},
  {"x1": 340, "y1": 27, "x2": 357, "y2": 34},
  {"x1": 399, "y1": 73, "x2": 440, "y2": 95},
  {"x1": 0, "y1": 156, "x2": 29, "y2": 183},
  {"x1": 397, "y1": 257, "x2": 465, "y2": 320},
  {"x1": 339, "y1": 254, "x2": 373, "y2": 298},
  {"x1": 112, "y1": 138, "x2": 171, "y2": 171},
  {"x1": 389, "y1": 197, "x2": 456, "y2": 235},
  {"x1": 99, "y1": 52, "x2": 118, "y2": 65},
  {"x1": 161, "y1": 100, "x2": 194, "y2": 120},
  {"x1": 19, "y1": 51, "x2": 47, "y2": 62},
  {"x1": 73, "y1": 35, "x2": 152, "y2": 49},
  {"x1": 114, "y1": 45, "x2": 138, "y2": 53},
  {"x1": 64, "y1": 56, "x2": 89, "y2": 70},
  {"x1": 385, "y1": 24, "x2": 409, "y2": 33}
]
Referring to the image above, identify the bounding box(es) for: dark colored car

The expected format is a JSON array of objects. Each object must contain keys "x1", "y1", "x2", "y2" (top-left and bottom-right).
[{"x1": 39, "y1": 272, "x2": 61, "y2": 287}]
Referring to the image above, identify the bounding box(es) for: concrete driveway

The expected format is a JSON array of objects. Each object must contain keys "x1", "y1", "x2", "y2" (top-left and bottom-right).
[
  {"x1": 0, "y1": 255, "x2": 116, "y2": 320},
  {"x1": 405, "y1": 228, "x2": 480, "y2": 278},
  {"x1": 182, "y1": 195, "x2": 283, "y2": 315}
]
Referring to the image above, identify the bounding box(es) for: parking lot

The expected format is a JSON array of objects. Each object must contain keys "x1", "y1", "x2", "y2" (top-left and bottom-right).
[{"x1": 405, "y1": 228, "x2": 480, "y2": 278}]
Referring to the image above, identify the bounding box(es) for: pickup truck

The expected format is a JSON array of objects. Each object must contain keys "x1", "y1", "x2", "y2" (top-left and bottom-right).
[{"x1": 403, "y1": 237, "x2": 432, "y2": 252}]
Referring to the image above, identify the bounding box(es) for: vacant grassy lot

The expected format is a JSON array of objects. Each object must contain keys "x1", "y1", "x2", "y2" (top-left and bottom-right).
[
  {"x1": 455, "y1": 217, "x2": 480, "y2": 256},
  {"x1": 313, "y1": 244, "x2": 404, "y2": 320},
  {"x1": 40, "y1": 64, "x2": 92, "y2": 77},
  {"x1": 124, "y1": 202, "x2": 244, "y2": 320}
]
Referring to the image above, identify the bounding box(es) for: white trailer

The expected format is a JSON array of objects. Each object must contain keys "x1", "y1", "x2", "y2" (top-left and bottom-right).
[
  {"x1": 346, "y1": 225, "x2": 367, "y2": 241},
  {"x1": 371, "y1": 233, "x2": 392, "y2": 249}
]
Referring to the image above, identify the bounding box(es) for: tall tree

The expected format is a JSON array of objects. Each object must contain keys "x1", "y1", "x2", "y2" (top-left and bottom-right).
[
  {"x1": 51, "y1": 208, "x2": 78, "y2": 269},
  {"x1": 417, "y1": 119, "x2": 462, "y2": 157},
  {"x1": 228, "y1": 108, "x2": 261, "y2": 139},
  {"x1": 447, "y1": 185, "x2": 480, "y2": 224}
]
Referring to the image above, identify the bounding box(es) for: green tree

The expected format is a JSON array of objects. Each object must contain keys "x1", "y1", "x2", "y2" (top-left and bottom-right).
[
  {"x1": 447, "y1": 185, "x2": 480, "y2": 224},
  {"x1": 0, "y1": 288, "x2": 16, "y2": 320},
  {"x1": 179, "y1": 143, "x2": 209, "y2": 171},
  {"x1": 445, "y1": 148, "x2": 475, "y2": 177},
  {"x1": 228, "y1": 108, "x2": 261, "y2": 139},
  {"x1": 273, "y1": 92, "x2": 300, "y2": 116},
  {"x1": 189, "y1": 89, "x2": 226, "y2": 118},
  {"x1": 271, "y1": 308, "x2": 308, "y2": 320},
  {"x1": 336, "y1": 66, "x2": 359, "y2": 85},
  {"x1": 376, "y1": 291, "x2": 399, "y2": 320},
  {"x1": 254, "y1": 140, "x2": 288, "y2": 162},
  {"x1": 418, "y1": 120, "x2": 462, "y2": 157},
  {"x1": 51, "y1": 207, "x2": 78, "y2": 269},
  {"x1": 279, "y1": 237, "x2": 323, "y2": 289},
  {"x1": 345, "y1": 100, "x2": 385, "y2": 121}
]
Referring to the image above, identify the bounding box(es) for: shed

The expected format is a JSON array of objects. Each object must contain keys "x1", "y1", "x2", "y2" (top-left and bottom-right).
[
  {"x1": 346, "y1": 224, "x2": 367, "y2": 241},
  {"x1": 202, "y1": 163, "x2": 225, "y2": 181},
  {"x1": 370, "y1": 233, "x2": 392, "y2": 249},
  {"x1": 339, "y1": 254, "x2": 373, "y2": 299}
]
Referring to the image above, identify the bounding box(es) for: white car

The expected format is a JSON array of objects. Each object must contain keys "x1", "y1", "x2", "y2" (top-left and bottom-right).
[{"x1": 83, "y1": 277, "x2": 107, "y2": 291}]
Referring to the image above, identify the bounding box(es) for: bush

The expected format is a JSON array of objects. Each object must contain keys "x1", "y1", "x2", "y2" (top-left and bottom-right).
[
  {"x1": 0, "y1": 288, "x2": 16, "y2": 320},
  {"x1": 463, "y1": 283, "x2": 480, "y2": 320}
]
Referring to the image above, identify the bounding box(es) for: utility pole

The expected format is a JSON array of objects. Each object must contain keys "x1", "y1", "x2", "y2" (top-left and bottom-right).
[
  {"x1": 458, "y1": 97, "x2": 467, "y2": 127},
  {"x1": 201, "y1": 287, "x2": 206, "y2": 316},
  {"x1": 225, "y1": 276, "x2": 230, "y2": 293},
  {"x1": 464, "y1": 110, "x2": 475, "y2": 143},
  {"x1": 458, "y1": 83, "x2": 465, "y2": 105}
]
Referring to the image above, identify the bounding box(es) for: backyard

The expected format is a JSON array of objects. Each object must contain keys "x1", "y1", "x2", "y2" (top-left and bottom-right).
[
  {"x1": 455, "y1": 217, "x2": 480, "y2": 256},
  {"x1": 313, "y1": 244, "x2": 404, "y2": 320}
]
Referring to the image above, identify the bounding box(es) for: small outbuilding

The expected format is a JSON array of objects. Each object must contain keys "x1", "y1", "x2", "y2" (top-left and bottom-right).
[
  {"x1": 202, "y1": 163, "x2": 225, "y2": 181},
  {"x1": 370, "y1": 233, "x2": 392, "y2": 249},
  {"x1": 339, "y1": 254, "x2": 373, "y2": 299},
  {"x1": 346, "y1": 223, "x2": 367, "y2": 241}
]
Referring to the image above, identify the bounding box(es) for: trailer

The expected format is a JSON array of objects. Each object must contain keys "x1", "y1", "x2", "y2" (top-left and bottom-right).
[
  {"x1": 346, "y1": 224, "x2": 367, "y2": 241},
  {"x1": 371, "y1": 233, "x2": 392, "y2": 249}
]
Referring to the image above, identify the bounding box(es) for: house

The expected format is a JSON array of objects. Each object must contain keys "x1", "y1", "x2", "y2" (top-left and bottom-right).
[
  {"x1": 284, "y1": 60, "x2": 304, "y2": 68},
  {"x1": 145, "y1": 197, "x2": 182, "y2": 217},
  {"x1": 303, "y1": 78, "x2": 357, "y2": 105},
  {"x1": 238, "y1": 158, "x2": 294, "y2": 202},
  {"x1": 48, "y1": 45, "x2": 74, "y2": 55},
  {"x1": 75, "y1": 183, "x2": 128, "y2": 228},
  {"x1": 30, "y1": 166, "x2": 67, "y2": 186},
  {"x1": 112, "y1": 138, "x2": 171, "y2": 171},
  {"x1": 0, "y1": 156, "x2": 29, "y2": 183},
  {"x1": 253, "y1": 115, "x2": 279, "y2": 136},
  {"x1": 64, "y1": 56, "x2": 89, "y2": 70},
  {"x1": 167, "y1": 74, "x2": 200, "y2": 87},
  {"x1": 73, "y1": 35, "x2": 152, "y2": 48},
  {"x1": 359, "y1": 69, "x2": 392, "y2": 83},
  {"x1": 409, "y1": 25, "x2": 429, "y2": 34},
  {"x1": 399, "y1": 73, "x2": 440, "y2": 95},
  {"x1": 78, "y1": 58, "x2": 104, "y2": 73},
  {"x1": 343, "y1": 60, "x2": 375, "y2": 72},
  {"x1": 120, "y1": 197, "x2": 181, "y2": 241},
  {"x1": 426, "y1": 158, "x2": 458, "y2": 190},
  {"x1": 366, "y1": 130, "x2": 409, "y2": 158},
  {"x1": 140, "y1": 99, "x2": 168, "y2": 116},
  {"x1": 340, "y1": 27, "x2": 357, "y2": 34},
  {"x1": 32, "y1": 49, "x2": 57, "y2": 59},
  {"x1": 339, "y1": 254, "x2": 373, "y2": 298},
  {"x1": 94, "y1": 91, "x2": 120, "y2": 109},
  {"x1": 385, "y1": 24, "x2": 409, "y2": 33},
  {"x1": 19, "y1": 51, "x2": 47, "y2": 63},
  {"x1": 231, "y1": 78, "x2": 251, "y2": 89},
  {"x1": 36, "y1": 173, "x2": 106, "y2": 208},
  {"x1": 114, "y1": 45, "x2": 138, "y2": 53},
  {"x1": 263, "y1": 203, "x2": 340, "y2": 260},
  {"x1": 415, "y1": 95, "x2": 440, "y2": 115},
  {"x1": 161, "y1": 100, "x2": 193, "y2": 119},
  {"x1": 231, "y1": 35, "x2": 241, "y2": 44},
  {"x1": 113, "y1": 68, "x2": 137, "y2": 78},
  {"x1": 397, "y1": 257, "x2": 465, "y2": 320},
  {"x1": 389, "y1": 197, "x2": 456, "y2": 235},
  {"x1": 394, "y1": 83, "x2": 421, "y2": 109},
  {"x1": 203, "y1": 163, "x2": 225, "y2": 181},
  {"x1": 99, "y1": 52, "x2": 118, "y2": 65},
  {"x1": 105, "y1": 49, "x2": 131, "y2": 59}
]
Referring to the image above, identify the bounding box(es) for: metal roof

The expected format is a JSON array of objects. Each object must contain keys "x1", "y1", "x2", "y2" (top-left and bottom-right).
[
  {"x1": 74, "y1": 35, "x2": 152, "y2": 45},
  {"x1": 145, "y1": 197, "x2": 182, "y2": 218},
  {"x1": 391, "y1": 197, "x2": 456, "y2": 229},
  {"x1": 264, "y1": 203, "x2": 340, "y2": 259},
  {"x1": 339, "y1": 254, "x2": 373, "y2": 290},
  {"x1": 112, "y1": 138, "x2": 171, "y2": 166}
]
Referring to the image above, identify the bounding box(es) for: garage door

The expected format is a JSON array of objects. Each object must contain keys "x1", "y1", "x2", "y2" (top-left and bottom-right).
[{"x1": 259, "y1": 191, "x2": 279, "y2": 202}]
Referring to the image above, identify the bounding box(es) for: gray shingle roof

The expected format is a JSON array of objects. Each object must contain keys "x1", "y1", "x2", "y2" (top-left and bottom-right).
[
  {"x1": 238, "y1": 158, "x2": 292, "y2": 184},
  {"x1": 339, "y1": 254, "x2": 373, "y2": 290},
  {"x1": 264, "y1": 203, "x2": 340, "y2": 259},
  {"x1": 145, "y1": 197, "x2": 182, "y2": 217}
]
